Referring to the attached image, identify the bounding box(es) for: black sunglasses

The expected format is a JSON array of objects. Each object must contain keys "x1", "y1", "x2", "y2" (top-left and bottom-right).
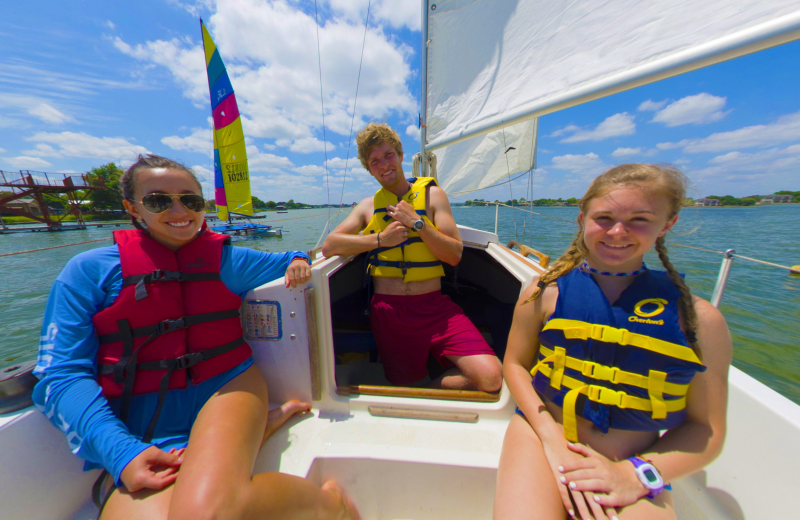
[{"x1": 139, "y1": 193, "x2": 206, "y2": 214}]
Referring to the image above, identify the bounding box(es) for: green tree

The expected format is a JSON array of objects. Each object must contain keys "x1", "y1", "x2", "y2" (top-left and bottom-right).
[
  {"x1": 266, "y1": 200, "x2": 277, "y2": 209},
  {"x1": 86, "y1": 163, "x2": 125, "y2": 210},
  {"x1": 252, "y1": 196, "x2": 267, "y2": 209},
  {"x1": 205, "y1": 199, "x2": 216, "y2": 211},
  {"x1": 565, "y1": 197, "x2": 578, "y2": 205}
]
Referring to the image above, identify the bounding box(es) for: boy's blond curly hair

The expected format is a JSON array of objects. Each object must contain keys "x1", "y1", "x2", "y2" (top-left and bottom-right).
[{"x1": 356, "y1": 122, "x2": 404, "y2": 171}]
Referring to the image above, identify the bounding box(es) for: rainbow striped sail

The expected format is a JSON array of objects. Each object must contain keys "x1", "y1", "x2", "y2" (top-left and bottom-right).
[{"x1": 201, "y1": 19, "x2": 252, "y2": 221}]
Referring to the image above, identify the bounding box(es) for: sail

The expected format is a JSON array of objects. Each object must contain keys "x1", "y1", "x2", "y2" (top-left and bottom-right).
[
  {"x1": 201, "y1": 20, "x2": 252, "y2": 221},
  {"x1": 434, "y1": 119, "x2": 537, "y2": 195},
  {"x1": 424, "y1": 0, "x2": 800, "y2": 155}
]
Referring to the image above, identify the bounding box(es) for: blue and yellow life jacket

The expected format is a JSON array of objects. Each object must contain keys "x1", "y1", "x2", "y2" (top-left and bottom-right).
[
  {"x1": 533, "y1": 268, "x2": 706, "y2": 442},
  {"x1": 363, "y1": 177, "x2": 445, "y2": 283}
]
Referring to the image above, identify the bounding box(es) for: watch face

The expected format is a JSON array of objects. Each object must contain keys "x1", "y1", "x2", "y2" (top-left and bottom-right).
[
  {"x1": 644, "y1": 469, "x2": 658, "y2": 483},
  {"x1": 414, "y1": 219, "x2": 424, "y2": 230}
]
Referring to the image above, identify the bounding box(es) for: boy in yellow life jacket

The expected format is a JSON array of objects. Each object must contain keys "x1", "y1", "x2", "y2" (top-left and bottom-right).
[{"x1": 322, "y1": 123, "x2": 502, "y2": 392}]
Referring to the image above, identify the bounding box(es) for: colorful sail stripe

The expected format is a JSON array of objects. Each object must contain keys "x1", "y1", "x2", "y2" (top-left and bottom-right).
[{"x1": 200, "y1": 19, "x2": 252, "y2": 221}]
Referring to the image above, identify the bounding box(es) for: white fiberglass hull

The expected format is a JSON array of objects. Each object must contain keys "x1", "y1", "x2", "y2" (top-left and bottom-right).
[{"x1": 1, "y1": 226, "x2": 798, "y2": 520}]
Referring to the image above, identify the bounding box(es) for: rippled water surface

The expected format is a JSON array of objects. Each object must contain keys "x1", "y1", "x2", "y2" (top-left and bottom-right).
[{"x1": 1, "y1": 205, "x2": 798, "y2": 403}]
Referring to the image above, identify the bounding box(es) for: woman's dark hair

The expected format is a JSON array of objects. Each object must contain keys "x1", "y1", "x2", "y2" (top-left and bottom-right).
[{"x1": 121, "y1": 154, "x2": 203, "y2": 231}]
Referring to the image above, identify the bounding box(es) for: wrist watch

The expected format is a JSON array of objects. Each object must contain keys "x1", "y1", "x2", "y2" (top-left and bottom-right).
[
  {"x1": 627, "y1": 456, "x2": 665, "y2": 498},
  {"x1": 413, "y1": 218, "x2": 425, "y2": 231}
]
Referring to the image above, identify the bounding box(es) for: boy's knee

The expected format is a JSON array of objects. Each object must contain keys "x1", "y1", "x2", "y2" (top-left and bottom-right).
[
  {"x1": 168, "y1": 486, "x2": 243, "y2": 520},
  {"x1": 474, "y1": 358, "x2": 503, "y2": 393}
]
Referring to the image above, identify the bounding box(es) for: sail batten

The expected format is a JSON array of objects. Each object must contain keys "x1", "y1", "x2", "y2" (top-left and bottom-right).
[
  {"x1": 425, "y1": 0, "x2": 800, "y2": 155},
  {"x1": 201, "y1": 19, "x2": 252, "y2": 221}
]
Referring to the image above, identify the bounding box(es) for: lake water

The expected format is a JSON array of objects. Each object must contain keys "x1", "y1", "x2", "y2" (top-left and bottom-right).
[{"x1": 1, "y1": 205, "x2": 798, "y2": 403}]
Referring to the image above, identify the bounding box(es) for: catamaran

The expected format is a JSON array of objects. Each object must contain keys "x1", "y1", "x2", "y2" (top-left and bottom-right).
[
  {"x1": 2, "y1": 2, "x2": 800, "y2": 519},
  {"x1": 201, "y1": 19, "x2": 282, "y2": 241}
]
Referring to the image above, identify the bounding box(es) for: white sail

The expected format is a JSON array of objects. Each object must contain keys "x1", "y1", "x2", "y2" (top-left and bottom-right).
[
  {"x1": 424, "y1": 0, "x2": 800, "y2": 158},
  {"x1": 433, "y1": 119, "x2": 537, "y2": 195}
]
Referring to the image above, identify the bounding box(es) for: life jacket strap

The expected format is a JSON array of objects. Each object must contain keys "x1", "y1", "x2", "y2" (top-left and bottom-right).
[
  {"x1": 533, "y1": 346, "x2": 691, "y2": 396},
  {"x1": 534, "y1": 358, "x2": 688, "y2": 442},
  {"x1": 543, "y1": 319, "x2": 702, "y2": 364},
  {"x1": 97, "y1": 309, "x2": 240, "y2": 345},
  {"x1": 123, "y1": 270, "x2": 222, "y2": 301}
]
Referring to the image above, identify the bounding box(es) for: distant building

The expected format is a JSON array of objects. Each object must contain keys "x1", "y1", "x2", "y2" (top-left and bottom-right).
[
  {"x1": 759, "y1": 194, "x2": 792, "y2": 204},
  {"x1": 695, "y1": 198, "x2": 721, "y2": 207},
  {"x1": 2, "y1": 198, "x2": 40, "y2": 215}
]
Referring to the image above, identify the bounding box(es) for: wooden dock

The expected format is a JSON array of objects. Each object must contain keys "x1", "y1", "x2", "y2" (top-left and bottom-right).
[{"x1": 0, "y1": 222, "x2": 129, "y2": 234}]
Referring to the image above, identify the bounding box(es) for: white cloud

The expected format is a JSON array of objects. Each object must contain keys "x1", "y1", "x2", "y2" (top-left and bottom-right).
[
  {"x1": 27, "y1": 103, "x2": 75, "y2": 124},
  {"x1": 21, "y1": 143, "x2": 61, "y2": 158},
  {"x1": 657, "y1": 110, "x2": 800, "y2": 153},
  {"x1": 277, "y1": 137, "x2": 334, "y2": 154},
  {"x1": 651, "y1": 93, "x2": 729, "y2": 127},
  {"x1": 611, "y1": 147, "x2": 641, "y2": 157},
  {"x1": 406, "y1": 124, "x2": 420, "y2": 142},
  {"x1": 0, "y1": 147, "x2": 5, "y2": 153},
  {"x1": 190, "y1": 164, "x2": 215, "y2": 198},
  {"x1": 327, "y1": 0, "x2": 421, "y2": 31},
  {"x1": 162, "y1": 127, "x2": 213, "y2": 154},
  {"x1": 24, "y1": 131, "x2": 149, "y2": 161},
  {"x1": 104, "y1": 20, "x2": 116, "y2": 30},
  {"x1": 114, "y1": 0, "x2": 416, "y2": 145},
  {"x1": 247, "y1": 149, "x2": 294, "y2": 172},
  {"x1": 550, "y1": 153, "x2": 603, "y2": 173},
  {"x1": 689, "y1": 144, "x2": 800, "y2": 195},
  {"x1": 293, "y1": 164, "x2": 327, "y2": 176},
  {"x1": 3, "y1": 156, "x2": 53, "y2": 168},
  {"x1": 547, "y1": 124, "x2": 579, "y2": 138},
  {"x1": 560, "y1": 113, "x2": 635, "y2": 143},
  {"x1": 638, "y1": 99, "x2": 667, "y2": 112}
]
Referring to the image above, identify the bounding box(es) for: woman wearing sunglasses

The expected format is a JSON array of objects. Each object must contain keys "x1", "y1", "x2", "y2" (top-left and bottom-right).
[{"x1": 32, "y1": 154, "x2": 359, "y2": 520}]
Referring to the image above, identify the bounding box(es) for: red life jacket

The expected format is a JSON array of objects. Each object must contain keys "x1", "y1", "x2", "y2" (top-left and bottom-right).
[{"x1": 92, "y1": 226, "x2": 251, "y2": 432}]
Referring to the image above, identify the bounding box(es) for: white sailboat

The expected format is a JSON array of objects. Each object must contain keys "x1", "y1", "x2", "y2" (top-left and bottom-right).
[{"x1": 2, "y1": 2, "x2": 800, "y2": 519}]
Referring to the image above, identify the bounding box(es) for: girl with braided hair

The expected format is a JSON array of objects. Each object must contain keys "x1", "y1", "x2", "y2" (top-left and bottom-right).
[{"x1": 494, "y1": 164, "x2": 732, "y2": 520}]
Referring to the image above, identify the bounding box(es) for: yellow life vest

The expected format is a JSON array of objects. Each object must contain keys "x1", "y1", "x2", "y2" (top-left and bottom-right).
[{"x1": 363, "y1": 177, "x2": 445, "y2": 283}]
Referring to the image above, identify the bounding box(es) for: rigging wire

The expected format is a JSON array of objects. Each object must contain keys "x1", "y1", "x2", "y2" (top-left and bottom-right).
[
  {"x1": 445, "y1": 169, "x2": 532, "y2": 197},
  {"x1": 313, "y1": 0, "x2": 332, "y2": 231},
  {"x1": 502, "y1": 128, "x2": 518, "y2": 240},
  {"x1": 337, "y1": 0, "x2": 372, "y2": 217}
]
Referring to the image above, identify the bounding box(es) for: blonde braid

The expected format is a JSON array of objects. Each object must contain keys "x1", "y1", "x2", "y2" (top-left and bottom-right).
[
  {"x1": 524, "y1": 230, "x2": 587, "y2": 303},
  {"x1": 654, "y1": 237, "x2": 701, "y2": 359}
]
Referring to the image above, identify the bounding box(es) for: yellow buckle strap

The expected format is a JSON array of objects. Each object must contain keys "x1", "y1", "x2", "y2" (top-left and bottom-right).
[
  {"x1": 647, "y1": 370, "x2": 668, "y2": 420},
  {"x1": 544, "y1": 319, "x2": 702, "y2": 364},
  {"x1": 559, "y1": 380, "x2": 687, "y2": 443},
  {"x1": 538, "y1": 346, "x2": 689, "y2": 396},
  {"x1": 530, "y1": 347, "x2": 566, "y2": 390}
]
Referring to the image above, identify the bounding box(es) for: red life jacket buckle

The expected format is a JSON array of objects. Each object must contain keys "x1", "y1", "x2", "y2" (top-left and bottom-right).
[
  {"x1": 175, "y1": 352, "x2": 204, "y2": 370},
  {"x1": 156, "y1": 317, "x2": 187, "y2": 334}
]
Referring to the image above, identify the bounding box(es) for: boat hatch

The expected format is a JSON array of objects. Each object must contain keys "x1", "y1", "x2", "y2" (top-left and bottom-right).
[{"x1": 328, "y1": 247, "x2": 520, "y2": 402}]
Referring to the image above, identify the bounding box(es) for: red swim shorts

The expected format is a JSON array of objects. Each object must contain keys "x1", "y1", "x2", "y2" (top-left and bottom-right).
[{"x1": 369, "y1": 291, "x2": 495, "y2": 386}]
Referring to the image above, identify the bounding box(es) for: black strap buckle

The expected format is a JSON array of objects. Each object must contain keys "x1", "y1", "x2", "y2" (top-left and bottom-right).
[
  {"x1": 175, "y1": 352, "x2": 203, "y2": 370},
  {"x1": 151, "y1": 269, "x2": 181, "y2": 282},
  {"x1": 156, "y1": 317, "x2": 187, "y2": 334}
]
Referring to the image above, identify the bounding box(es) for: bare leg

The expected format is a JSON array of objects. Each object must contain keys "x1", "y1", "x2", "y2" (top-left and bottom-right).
[
  {"x1": 101, "y1": 366, "x2": 357, "y2": 520},
  {"x1": 494, "y1": 414, "x2": 566, "y2": 520},
  {"x1": 429, "y1": 354, "x2": 502, "y2": 392},
  {"x1": 261, "y1": 400, "x2": 311, "y2": 446}
]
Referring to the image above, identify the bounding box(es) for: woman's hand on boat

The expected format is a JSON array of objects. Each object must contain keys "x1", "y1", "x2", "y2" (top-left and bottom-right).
[
  {"x1": 380, "y1": 220, "x2": 412, "y2": 247},
  {"x1": 120, "y1": 445, "x2": 185, "y2": 493},
  {"x1": 560, "y1": 442, "x2": 647, "y2": 509},
  {"x1": 285, "y1": 257, "x2": 312, "y2": 288}
]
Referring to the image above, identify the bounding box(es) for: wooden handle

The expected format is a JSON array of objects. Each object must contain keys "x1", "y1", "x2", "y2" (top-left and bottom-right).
[
  {"x1": 506, "y1": 240, "x2": 550, "y2": 268},
  {"x1": 339, "y1": 385, "x2": 500, "y2": 403}
]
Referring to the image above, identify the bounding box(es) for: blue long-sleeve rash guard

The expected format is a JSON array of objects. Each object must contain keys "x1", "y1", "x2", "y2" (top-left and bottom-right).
[{"x1": 33, "y1": 244, "x2": 309, "y2": 486}]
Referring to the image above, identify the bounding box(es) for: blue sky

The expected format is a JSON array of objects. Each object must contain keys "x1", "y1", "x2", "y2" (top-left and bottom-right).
[{"x1": 2, "y1": 0, "x2": 799, "y2": 205}]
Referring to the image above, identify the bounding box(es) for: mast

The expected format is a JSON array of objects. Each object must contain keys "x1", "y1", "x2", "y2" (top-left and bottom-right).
[{"x1": 419, "y1": 0, "x2": 430, "y2": 176}]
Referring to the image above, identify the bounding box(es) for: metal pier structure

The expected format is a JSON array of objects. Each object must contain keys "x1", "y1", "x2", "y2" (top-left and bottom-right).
[{"x1": 0, "y1": 170, "x2": 104, "y2": 232}]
